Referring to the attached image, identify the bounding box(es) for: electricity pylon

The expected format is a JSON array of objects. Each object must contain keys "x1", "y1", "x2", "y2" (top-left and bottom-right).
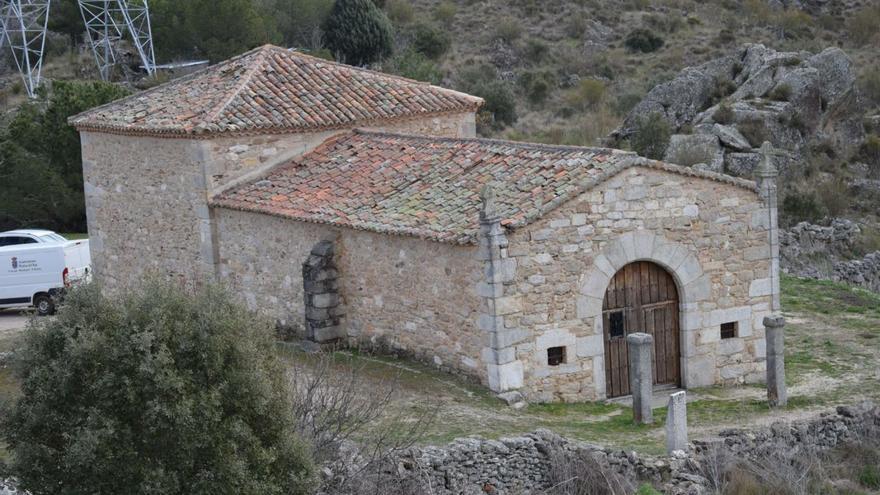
[
  {"x1": 77, "y1": 0, "x2": 156, "y2": 81},
  {"x1": 0, "y1": 0, "x2": 51, "y2": 98}
]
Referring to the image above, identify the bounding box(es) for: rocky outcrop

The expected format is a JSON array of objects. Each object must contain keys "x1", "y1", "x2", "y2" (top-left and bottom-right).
[
  {"x1": 780, "y1": 218, "x2": 880, "y2": 292},
  {"x1": 614, "y1": 44, "x2": 866, "y2": 179}
]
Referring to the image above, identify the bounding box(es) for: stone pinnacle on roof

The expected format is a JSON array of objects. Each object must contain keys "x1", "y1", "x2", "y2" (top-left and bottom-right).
[{"x1": 69, "y1": 44, "x2": 483, "y2": 138}]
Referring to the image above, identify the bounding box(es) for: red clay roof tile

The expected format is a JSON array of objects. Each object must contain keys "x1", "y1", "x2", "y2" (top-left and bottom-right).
[{"x1": 70, "y1": 45, "x2": 482, "y2": 138}]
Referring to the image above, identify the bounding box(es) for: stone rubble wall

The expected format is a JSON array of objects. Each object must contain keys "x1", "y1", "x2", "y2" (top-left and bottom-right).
[
  {"x1": 500, "y1": 166, "x2": 772, "y2": 402},
  {"x1": 780, "y1": 218, "x2": 880, "y2": 292},
  {"x1": 351, "y1": 402, "x2": 879, "y2": 495}
]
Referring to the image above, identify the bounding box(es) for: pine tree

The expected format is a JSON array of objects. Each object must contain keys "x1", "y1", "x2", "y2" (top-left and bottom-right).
[{"x1": 322, "y1": 0, "x2": 394, "y2": 66}]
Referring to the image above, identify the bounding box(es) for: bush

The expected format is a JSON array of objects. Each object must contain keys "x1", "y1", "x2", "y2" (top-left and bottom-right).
[
  {"x1": 645, "y1": 13, "x2": 683, "y2": 34},
  {"x1": 382, "y1": 49, "x2": 442, "y2": 83},
  {"x1": 518, "y1": 70, "x2": 556, "y2": 104},
  {"x1": 624, "y1": 28, "x2": 664, "y2": 53},
  {"x1": 495, "y1": 17, "x2": 522, "y2": 43},
  {"x1": 738, "y1": 119, "x2": 768, "y2": 147},
  {"x1": 323, "y1": 0, "x2": 394, "y2": 65},
  {"x1": 774, "y1": 10, "x2": 814, "y2": 40},
  {"x1": 768, "y1": 83, "x2": 792, "y2": 101},
  {"x1": 847, "y1": 6, "x2": 880, "y2": 47},
  {"x1": 565, "y1": 78, "x2": 606, "y2": 111},
  {"x1": 433, "y1": 1, "x2": 456, "y2": 23},
  {"x1": 861, "y1": 68, "x2": 880, "y2": 107},
  {"x1": 1, "y1": 281, "x2": 314, "y2": 494},
  {"x1": 410, "y1": 22, "x2": 451, "y2": 59},
  {"x1": 713, "y1": 101, "x2": 735, "y2": 124},
  {"x1": 782, "y1": 191, "x2": 822, "y2": 225},
  {"x1": 456, "y1": 66, "x2": 517, "y2": 129},
  {"x1": 859, "y1": 134, "x2": 880, "y2": 177},
  {"x1": 630, "y1": 112, "x2": 671, "y2": 159},
  {"x1": 383, "y1": 0, "x2": 413, "y2": 24},
  {"x1": 523, "y1": 38, "x2": 548, "y2": 64}
]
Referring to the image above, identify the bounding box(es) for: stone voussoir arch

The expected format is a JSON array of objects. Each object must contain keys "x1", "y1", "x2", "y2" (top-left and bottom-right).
[
  {"x1": 578, "y1": 230, "x2": 711, "y2": 313},
  {"x1": 576, "y1": 230, "x2": 711, "y2": 394}
]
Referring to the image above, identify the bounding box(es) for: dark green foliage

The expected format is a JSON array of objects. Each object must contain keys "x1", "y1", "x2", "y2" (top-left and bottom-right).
[
  {"x1": 411, "y1": 23, "x2": 451, "y2": 60},
  {"x1": 0, "y1": 80, "x2": 130, "y2": 232},
  {"x1": 768, "y1": 83, "x2": 792, "y2": 101},
  {"x1": 523, "y1": 38, "x2": 549, "y2": 64},
  {"x1": 859, "y1": 134, "x2": 880, "y2": 177},
  {"x1": 738, "y1": 119, "x2": 768, "y2": 147},
  {"x1": 383, "y1": 49, "x2": 442, "y2": 84},
  {"x1": 323, "y1": 0, "x2": 394, "y2": 65},
  {"x1": 518, "y1": 70, "x2": 556, "y2": 104},
  {"x1": 150, "y1": 0, "x2": 278, "y2": 62},
  {"x1": 782, "y1": 192, "x2": 822, "y2": 225},
  {"x1": 456, "y1": 66, "x2": 517, "y2": 129},
  {"x1": 624, "y1": 28, "x2": 664, "y2": 53},
  {"x1": 1, "y1": 281, "x2": 314, "y2": 495},
  {"x1": 270, "y1": 0, "x2": 335, "y2": 49},
  {"x1": 713, "y1": 101, "x2": 735, "y2": 124},
  {"x1": 630, "y1": 112, "x2": 671, "y2": 159}
]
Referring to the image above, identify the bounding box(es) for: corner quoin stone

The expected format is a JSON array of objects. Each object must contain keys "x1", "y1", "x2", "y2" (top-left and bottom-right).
[{"x1": 627, "y1": 332, "x2": 654, "y2": 424}]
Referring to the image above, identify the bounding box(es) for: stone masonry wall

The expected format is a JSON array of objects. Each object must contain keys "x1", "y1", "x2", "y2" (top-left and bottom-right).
[
  {"x1": 82, "y1": 111, "x2": 476, "y2": 294},
  {"x1": 80, "y1": 132, "x2": 216, "y2": 291},
  {"x1": 497, "y1": 167, "x2": 774, "y2": 402},
  {"x1": 215, "y1": 209, "x2": 486, "y2": 381}
]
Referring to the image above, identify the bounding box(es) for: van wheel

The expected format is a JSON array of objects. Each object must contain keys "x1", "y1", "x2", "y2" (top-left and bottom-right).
[{"x1": 34, "y1": 294, "x2": 55, "y2": 316}]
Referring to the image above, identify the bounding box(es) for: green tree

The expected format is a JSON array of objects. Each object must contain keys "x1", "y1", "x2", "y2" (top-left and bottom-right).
[
  {"x1": 630, "y1": 112, "x2": 671, "y2": 159},
  {"x1": 0, "y1": 80, "x2": 129, "y2": 232},
  {"x1": 150, "y1": 0, "x2": 278, "y2": 62},
  {"x1": 1, "y1": 281, "x2": 315, "y2": 495},
  {"x1": 266, "y1": 0, "x2": 335, "y2": 49},
  {"x1": 323, "y1": 0, "x2": 394, "y2": 65}
]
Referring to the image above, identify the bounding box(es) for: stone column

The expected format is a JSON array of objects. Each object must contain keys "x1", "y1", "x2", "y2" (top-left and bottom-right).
[
  {"x1": 627, "y1": 332, "x2": 654, "y2": 424},
  {"x1": 477, "y1": 186, "x2": 524, "y2": 393},
  {"x1": 756, "y1": 141, "x2": 781, "y2": 312},
  {"x1": 764, "y1": 315, "x2": 787, "y2": 407},
  {"x1": 665, "y1": 391, "x2": 687, "y2": 454},
  {"x1": 302, "y1": 240, "x2": 343, "y2": 343}
]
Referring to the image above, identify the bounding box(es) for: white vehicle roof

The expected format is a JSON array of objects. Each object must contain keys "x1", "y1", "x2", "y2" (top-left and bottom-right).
[{"x1": 1, "y1": 229, "x2": 58, "y2": 236}]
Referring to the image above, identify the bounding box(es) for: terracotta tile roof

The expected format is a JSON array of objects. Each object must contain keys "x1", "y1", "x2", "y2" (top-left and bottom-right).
[
  {"x1": 211, "y1": 130, "x2": 640, "y2": 244},
  {"x1": 69, "y1": 45, "x2": 482, "y2": 138}
]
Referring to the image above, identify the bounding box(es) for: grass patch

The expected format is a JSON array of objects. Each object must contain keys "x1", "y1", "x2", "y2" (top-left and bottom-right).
[{"x1": 61, "y1": 233, "x2": 88, "y2": 240}]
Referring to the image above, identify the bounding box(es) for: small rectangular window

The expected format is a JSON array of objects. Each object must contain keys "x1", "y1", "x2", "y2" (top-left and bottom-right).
[
  {"x1": 547, "y1": 346, "x2": 566, "y2": 366},
  {"x1": 721, "y1": 322, "x2": 737, "y2": 339},
  {"x1": 609, "y1": 311, "x2": 625, "y2": 339}
]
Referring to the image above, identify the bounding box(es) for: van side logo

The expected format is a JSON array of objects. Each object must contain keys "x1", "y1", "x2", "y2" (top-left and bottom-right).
[{"x1": 11, "y1": 257, "x2": 17, "y2": 269}]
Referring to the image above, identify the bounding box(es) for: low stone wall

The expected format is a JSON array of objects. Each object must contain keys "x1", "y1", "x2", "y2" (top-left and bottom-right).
[
  {"x1": 335, "y1": 402, "x2": 879, "y2": 495},
  {"x1": 781, "y1": 218, "x2": 880, "y2": 292}
]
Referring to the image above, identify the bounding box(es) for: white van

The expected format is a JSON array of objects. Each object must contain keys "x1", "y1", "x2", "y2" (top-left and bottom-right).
[{"x1": 0, "y1": 232, "x2": 91, "y2": 315}]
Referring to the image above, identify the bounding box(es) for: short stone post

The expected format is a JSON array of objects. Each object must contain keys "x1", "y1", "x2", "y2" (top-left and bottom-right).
[
  {"x1": 665, "y1": 391, "x2": 687, "y2": 454},
  {"x1": 764, "y1": 315, "x2": 787, "y2": 407},
  {"x1": 627, "y1": 332, "x2": 654, "y2": 424}
]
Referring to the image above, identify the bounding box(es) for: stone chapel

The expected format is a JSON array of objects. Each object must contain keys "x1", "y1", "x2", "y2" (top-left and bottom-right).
[{"x1": 71, "y1": 45, "x2": 779, "y2": 402}]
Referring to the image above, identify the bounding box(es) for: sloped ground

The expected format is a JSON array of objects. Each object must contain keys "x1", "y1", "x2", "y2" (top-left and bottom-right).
[
  {"x1": 0, "y1": 275, "x2": 877, "y2": 461},
  {"x1": 277, "y1": 275, "x2": 880, "y2": 455}
]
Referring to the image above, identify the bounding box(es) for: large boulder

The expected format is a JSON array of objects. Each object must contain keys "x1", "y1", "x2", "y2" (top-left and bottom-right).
[
  {"x1": 613, "y1": 44, "x2": 866, "y2": 179},
  {"x1": 612, "y1": 56, "x2": 739, "y2": 139}
]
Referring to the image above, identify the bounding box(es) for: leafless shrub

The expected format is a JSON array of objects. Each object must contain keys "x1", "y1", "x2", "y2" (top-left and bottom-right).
[
  {"x1": 695, "y1": 441, "x2": 733, "y2": 494},
  {"x1": 544, "y1": 447, "x2": 636, "y2": 495},
  {"x1": 288, "y1": 352, "x2": 439, "y2": 494}
]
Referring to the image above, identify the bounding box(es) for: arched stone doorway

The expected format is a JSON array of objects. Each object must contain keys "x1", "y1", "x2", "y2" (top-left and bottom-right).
[{"x1": 602, "y1": 261, "x2": 680, "y2": 398}]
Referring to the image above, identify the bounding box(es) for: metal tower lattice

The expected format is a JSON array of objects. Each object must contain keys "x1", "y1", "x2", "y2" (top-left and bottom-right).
[
  {"x1": 77, "y1": 0, "x2": 155, "y2": 81},
  {"x1": 0, "y1": 0, "x2": 51, "y2": 98}
]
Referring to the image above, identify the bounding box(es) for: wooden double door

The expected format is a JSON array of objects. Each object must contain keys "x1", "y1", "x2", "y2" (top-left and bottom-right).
[{"x1": 602, "y1": 261, "x2": 681, "y2": 398}]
